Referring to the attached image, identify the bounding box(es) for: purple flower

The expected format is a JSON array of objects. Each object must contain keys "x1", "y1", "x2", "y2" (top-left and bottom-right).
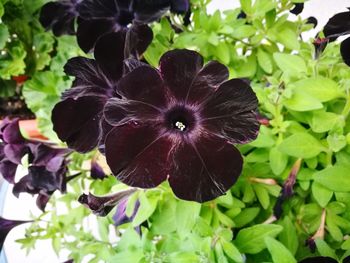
[
  {"x1": 78, "y1": 188, "x2": 137, "y2": 216},
  {"x1": 40, "y1": 0, "x2": 81, "y2": 36},
  {"x1": 103, "y1": 49, "x2": 259, "y2": 202},
  {"x1": 0, "y1": 217, "x2": 31, "y2": 251},
  {"x1": 0, "y1": 118, "x2": 28, "y2": 183},
  {"x1": 298, "y1": 257, "x2": 337, "y2": 263},
  {"x1": 290, "y1": 3, "x2": 304, "y2": 15},
  {"x1": 113, "y1": 199, "x2": 140, "y2": 227},
  {"x1": 90, "y1": 160, "x2": 107, "y2": 180},
  {"x1": 323, "y1": 10, "x2": 350, "y2": 66}
]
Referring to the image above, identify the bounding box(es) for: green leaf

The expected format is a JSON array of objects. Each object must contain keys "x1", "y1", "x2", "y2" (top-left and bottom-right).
[
  {"x1": 253, "y1": 184, "x2": 270, "y2": 209},
  {"x1": 233, "y1": 207, "x2": 260, "y2": 228},
  {"x1": 265, "y1": 236, "x2": 297, "y2": 263},
  {"x1": 166, "y1": 252, "x2": 200, "y2": 263},
  {"x1": 232, "y1": 25, "x2": 256, "y2": 39},
  {"x1": 0, "y1": 23, "x2": 9, "y2": 49},
  {"x1": 257, "y1": 48, "x2": 273, "y2": 73},
  {"x1": 269, "y1": 147, "x2": 288, "y2": 175},
  {"x1": 327, "y1": 134, "x2": 347, "y2": 152},
  {"x1": 234, "y1": 224, "x2": 283, "y2": 254},
  {"x1": 0, "y1": 79, "x2": 16, "y2": 97},
  {"x1": 312, "y1": 182, "x2": 333, "y2": 207},
  {"x1": 315, "y1": 239, "x2": 338, "y2": 259},
  {"x1": 279, "y1": 217, "x2": 298, "y2": 256},
  {"x1": 284, "y1": 90, "x2": 323, "y2": 111},
  {"x1": 176, "y1": 201, "x2": 201, "y2": 236},
  {"x1": 278, "y1": 133, "x2": 324, "y2": 158},
  {"x1": 313, "y1": 165, "x2": 350, "y2": 192},
  {"x1": 216, "y1": 42, "x2": 230, "y2": 65},
  {"x1": 132, "y1": 191, "x2": 159, "y2": 226},
  {"x1": 221, "y1": 240, "x2": 244, "y2": 263},
  {"x1": 276, "y1": 28, "x2": 300, "y2": 50},
  {"x1": 273, "y1": 53, "x2": 306, "y2": 76},
  {"x1": 290, "y1": 77, "x2": 342, "y2": 102},
  {"x1": 310, "y1": 111, "x2": 339, "y2": 133}
]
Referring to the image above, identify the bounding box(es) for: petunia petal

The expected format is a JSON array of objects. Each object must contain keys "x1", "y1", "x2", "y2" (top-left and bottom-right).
[
  {"x1": 36, "y1": 193, "x2": 51, "y2": 212},
  {"x1": 115, "y1": 65, "x2": 166, "y2": 106},
  {"x1": 324, "y1": 11, "x2": 350, "y2": 41},
  {"x1": 159, "y1": 49, "x2": 203, "y2": 100},
  {"x1": 0, "y1": 160, "x2": 18, "y2": 183},
  {"x1": 2, "y1": 118, "x2": 25, "y2": 144},
  {"x1": 113, "y1": 199, "x2": 140, "y2": 226},
  {"x1": 27, "y1": 143, "x2": 69, "y2": 167},
  {"x1": 186, "y1": 60, "x2": 229, "y2": 103},
  {"x1": 94, "y1": 31, "x2": 126, "y2": 82},
  {"x1": 90, "y1": 160, "x2": 107, "y2": 180},
  {"x1": 76, "y1": 19, "x2": 117, "y2": 53},
  {"x1": 4, "y1": 144, "x2": 27, "y2": 164},
  {"x1": 78, "y1": 0, "x2": 122, "y2": 19},
  {"x1": 78, "y1": 188, "x2": 137, "y2": 216},
  {"x1": 52, "y1": 96, "x2": 106, "y2": 153},
  {"x1": 341, "y1": 36, "x2": 350, "y2": 66},
  {"x1": 39, "y1": 2, "x2": 62, "y2": 29},
  {"x1": 104, "y1": 98, "x2": 161, "y2": 126},
  {"x1": 0, "y1": 217, "x2": 31, "y2": 251},
  {"x1": 201, "y1": 78, "x2": 260, "y2": 144},
  {"x1": 105, "y1": 124, "x2": 171, "y2": 188},
  {"x1": 133, "y1": 0, "x2": 169, "y2": 23},
  {"x1": 168, "y1": 135, "x2": 243, "y2": 202},
  {"x1": 290, "y1": 3, "x2": 304, "y2": 15},
  {"x1": 123, "y1": 58, "x2": 148, "y2": 74},
  {"x1": 170, "y1": 0, "x2": 190, "y2": 13},
  {"x1": 124, "y1": 24, "x2": 153, "y2": 58}
]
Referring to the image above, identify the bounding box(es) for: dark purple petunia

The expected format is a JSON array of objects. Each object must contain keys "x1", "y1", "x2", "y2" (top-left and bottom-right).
[
  {"x1": 307, "y1": 17, "x2": 318, "y2": 28},
  {"x1": 290, "y1": 3, "x2": 304, "y2": 15},
  {"x1": 103, "y1": 49, "x2": 260, "y2": 202},
  {"x1": 40, "y1": 0, "x2": 81, "y2": 36},
  {"x1": 0, "y1": 118, "x2": 28, "y2": 183},
  {"x1": 78, "y1": 188, "x2": 137, "y2": 216},
  {"x1": 298, "y1": 257, "x2": 337, "y2": 263},
  {"x1": 0, "y1": 217, "x2": 31, "y2": 251},
  {"x1": 90, "y1": 160, "x2": 107, "y2": 180},
  {"x1": 113, "y1": 199, "x2": 140, "y2": 227}
]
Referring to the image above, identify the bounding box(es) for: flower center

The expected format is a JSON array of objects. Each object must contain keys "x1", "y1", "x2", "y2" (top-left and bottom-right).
[{"x1": 165, "y1": 106, "x2": 197, "y2": 133}]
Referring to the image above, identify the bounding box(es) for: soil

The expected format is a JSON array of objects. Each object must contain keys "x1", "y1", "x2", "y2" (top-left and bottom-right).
[{"x1": 0, "y1": 95, "x2": 35, "y2": 120}]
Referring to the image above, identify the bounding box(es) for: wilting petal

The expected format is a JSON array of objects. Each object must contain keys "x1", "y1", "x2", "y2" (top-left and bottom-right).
[
  {"x1": 0, "y1": 160, "x2": 18, "y2": 183},
  {"x1": 113, "y1": 199, "x2": 140, "y2": 226},
  {"x1": 201, "y1": 78, "x2": 260, "y2": 144},
  {"x1": 168, "y1": 135, "x2": 243, "y2": 202},
  {"x1": 124, "y1": 24, "x2": 153, "y2": 58},
  {"x1": 133, "y1": 0, "x2": 169, "y2": 23},
  {"x1": 63, "y1": 57, "x2": 112, "y2": 97},
  {"x1": 94, "y1": 31, "x2": 126, "y2": 82},
  {"x1": 28, "y1": 143, "x2": 69, "y2": 167},
  {"x1": 0, "y1": 217, "x2": 31, "y2": 251},
  {"x1": 159, "y1": 49, "x2": 203, "y2": 100},
  {"x1": 298, "y1": 257, "x2": 337, "y2": 263},
  {"x1": 115, "y1": 65, "x2": 166, "y2": 106},
  {"x1": 104, "y1": 98, "x2": 161, "y2": 126},
  {"x1": 78, "y1": 188, "x2": 137, "y2": 216},
  {"x1": 90, "y1": 160, "x2": 107, "y2": 180},
  {"x1": 290, "y1": 3, "x2": 304, "y2": 15},
  {"x1": 4, "y1": 144, "x2": 27, "y2": 164},
  {"x1": 105, "y1": 124, "x2": 171, "y2": 188},
  {"x1": 52, "y1": 96, "x2": 107, "y2": 153},
  {"x1": 76, "y1": 19, "x2": 116, "y2": 53},
  {"x1": 170, "y1": 0, "x2": 190, "y2": 13},
  {"x1": 186, "y1": 60, "x2": 229, "y2": 103},
  {"x1": 341, "y1": 36, "x2": 350, "y2": 66},
  {"x1": 29, "y1": 166, "x2": 64, "y2": 193},
  {"x1": 324, "y1": 11, "x2": 350, "y2": 41}
]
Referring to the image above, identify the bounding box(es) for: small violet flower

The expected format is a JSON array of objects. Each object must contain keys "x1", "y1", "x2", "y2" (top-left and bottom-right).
[{"x1": 103, "y1": 49, "x2": 260, "y2": 202}]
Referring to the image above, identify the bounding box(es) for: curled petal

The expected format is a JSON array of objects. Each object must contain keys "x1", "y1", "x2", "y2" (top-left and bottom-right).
[
  {"x1": 0, "y1": 217, "x2": 32, "y2": 251},
  {"x1": 78, "y1": 188, "x2": 137, "y2": 216},
  {"x1": 169, "y1": 135, "x2": 243, "y2": 202},
  {"x1": 290, "y1": 3, "x2": 304, "y2": 15},
  {"x1": 202, "y1": 78, "x2": 260, "y2": 144},
  {"x1": 0, "y1": 160, "x2": 18, "y2": 183},
  {"x1": 36, "y1": 193, "x2": 51, "y2": 212},
  {"x1": 159, "y1": 49, "x2": 203, "y2": 100},
  {"x1": 1, "y1": 118, "x2": 25, "y2": 144},
  {"x1": 52, "y1": 96, "x2": 107, "y2": 153},
  {"x1": 28, "y1": 143, "x2": 69, "y2": 167},
  {"x1": 113, "y1": 199, "x2": 140, "y2": 226},
  {"x1": 105, "y1": 124, "x2": 171, "y2": 188},
  {"x1": 324, "y1": 11, "x2": 350, "y2": 41}
]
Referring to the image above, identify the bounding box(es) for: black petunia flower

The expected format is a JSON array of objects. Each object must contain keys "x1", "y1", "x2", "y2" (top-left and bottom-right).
[
  {"x1": 290, "y1": 3, "x2": 304, "y2": 15},
  {"x1": 76, "y1": 0, "x2": 187, "y2": 53},
  {"x1": 323, "y1": 10, "x2": 350, "y2": 66},
  {"x1": 40, "y1": 0, "x2": 82, "y2": 36},
  {"x1": 0, "y1": 217, "x2": 31, "y2": 251},
  {"x1": 103, "y1": 49, "x2": 260, "y2": 202},
  {"x1": 78, "y1": 188, "x2": 137, "y2": 216},
  {"x1": 0, "y1": 118, "x2": 28, "y2": 183}
]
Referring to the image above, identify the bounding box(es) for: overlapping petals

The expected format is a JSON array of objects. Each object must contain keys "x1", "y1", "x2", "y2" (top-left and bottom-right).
[
  {"x1": 104, "y1": 49, "x2": 259, "y2": 202},
  {"x1": 0, "y1": 217, "x2": 31, "y2": 251},
  {"x1": 40, "y1": 0, "x2": 81, "y2": 36}
]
